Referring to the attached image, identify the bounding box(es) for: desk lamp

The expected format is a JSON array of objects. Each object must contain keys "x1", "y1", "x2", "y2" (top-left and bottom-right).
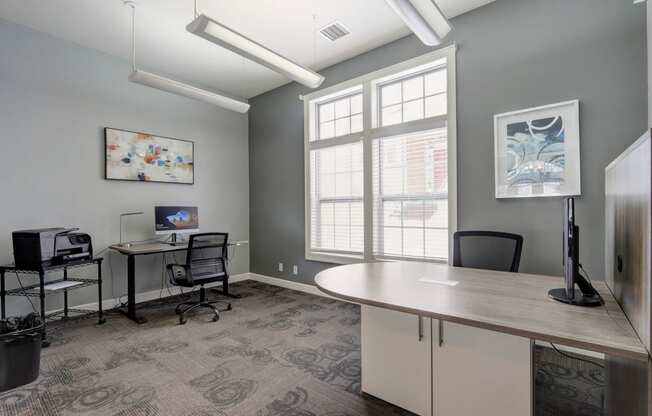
[{"x1": 119, "y1": 211, "x2": 144, "y2": 247}]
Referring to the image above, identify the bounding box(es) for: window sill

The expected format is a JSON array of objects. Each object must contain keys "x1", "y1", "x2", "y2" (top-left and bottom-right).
[
  {"x1": 305, "y1": 251, "x2": 365, "y2": 265},
  {"x1": 306, "y1": 251, "x2": 450, "y2": 266}
]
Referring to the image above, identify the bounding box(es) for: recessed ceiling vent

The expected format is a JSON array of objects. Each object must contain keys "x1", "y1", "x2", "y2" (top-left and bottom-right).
[{"x1": 319, "y1": 22, "x2": 350, "y2": 42}]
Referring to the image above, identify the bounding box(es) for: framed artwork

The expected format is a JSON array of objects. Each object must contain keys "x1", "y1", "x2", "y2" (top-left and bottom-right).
[
  {"x1": 494, "y1": 100, "x2": 580, "y2": 199},
  {"x1": 104, "y1": 127, "x2": 194, "y2": 184}
]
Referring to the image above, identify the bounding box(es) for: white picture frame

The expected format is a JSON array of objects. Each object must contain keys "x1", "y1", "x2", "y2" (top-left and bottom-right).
[{"x1": 494, "y1": 100, "x2": 581, "y2": 199}]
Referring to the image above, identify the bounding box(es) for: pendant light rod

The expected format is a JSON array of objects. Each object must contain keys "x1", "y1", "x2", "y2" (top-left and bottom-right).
[
  {"x1": 124, "y1": 0, "x2": 136, "y2": 71},
  {"x1": 123, "y1": 0, "x2": 250, "y2": 113}
]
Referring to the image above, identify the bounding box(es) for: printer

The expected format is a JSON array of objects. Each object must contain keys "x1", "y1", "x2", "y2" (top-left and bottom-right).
[{"x1": 12, "y1": 228, "x2": 93, "y2": 266}]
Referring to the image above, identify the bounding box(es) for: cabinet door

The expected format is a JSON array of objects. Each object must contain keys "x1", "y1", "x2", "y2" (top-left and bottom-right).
[
  {"x1": 361, "y1": 305, "x2": 432, "y2": 416},
  {"x1": 433, "y1": 321, "x2": 532, "y2": 416}
]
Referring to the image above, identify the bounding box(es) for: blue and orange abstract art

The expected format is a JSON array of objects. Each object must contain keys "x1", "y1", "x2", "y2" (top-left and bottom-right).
[{"x1": 105, "y1": 128, "x2": 194, "y2": 184}]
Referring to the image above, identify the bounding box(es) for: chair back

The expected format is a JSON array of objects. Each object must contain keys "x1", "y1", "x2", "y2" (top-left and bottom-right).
[
  {"x1": 186, "y1": 233, "x2": 229, "y2": 281},
  {"x1": 453, "y1": 231, "x2": 523, "y2": 273}
]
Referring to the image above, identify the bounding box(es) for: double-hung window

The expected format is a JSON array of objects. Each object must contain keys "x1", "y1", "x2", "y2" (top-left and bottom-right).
[{"x1": 305, "y1": 46, "x2": 456, "y2": 264}]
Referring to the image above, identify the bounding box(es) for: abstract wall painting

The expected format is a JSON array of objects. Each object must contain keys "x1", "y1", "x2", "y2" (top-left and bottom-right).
[
  {"x1": 494, "y1": 100, "x2": 580, "y2": 199},
  {"x1": 104, "y1": 128, "x2": 194, "y2": 184}
]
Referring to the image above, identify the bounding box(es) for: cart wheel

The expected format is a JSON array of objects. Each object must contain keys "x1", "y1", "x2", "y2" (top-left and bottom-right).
[
  {"x1": 98, "y1": 317, "x2": 107, "y2": 325},
  {"x1": 212, "y1": 313, "x2": 220, "y2": 322},
  {"x1": 226, "y1": 303, "x2": 232, "y2": 311}
]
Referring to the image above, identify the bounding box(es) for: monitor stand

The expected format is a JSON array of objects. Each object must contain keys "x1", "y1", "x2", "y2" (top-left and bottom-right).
[
  {"x1": 168, "y1": 233, "x2": 184, "y2": 246},
  {"x1": 548, "y1": 288, "x2": 603, "y2": 307},
  {"x1": 549, "y1": 269, "x2": 603, "y2": 307}
]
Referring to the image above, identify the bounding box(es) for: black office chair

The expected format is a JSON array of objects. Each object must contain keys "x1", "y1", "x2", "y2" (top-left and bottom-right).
[
  {"x1": 453, "y1": 230, "x2": 524, "y2": 272},
  {"x1": 166, "y1": 233, "x2": 232, "y2": 325}
]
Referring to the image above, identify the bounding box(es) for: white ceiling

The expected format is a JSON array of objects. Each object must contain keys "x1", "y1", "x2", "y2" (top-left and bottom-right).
[{"x1": 0, "y1": 0, "x2": 494, "y2": 99}]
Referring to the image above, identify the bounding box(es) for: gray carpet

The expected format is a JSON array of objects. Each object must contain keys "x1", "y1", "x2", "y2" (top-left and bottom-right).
[
  {"x1": 0, "y1": 280, "x2": 604, "y2": 416},
  {"x1": 535, "y1": 345, "x2": 605, "y2": 416}
]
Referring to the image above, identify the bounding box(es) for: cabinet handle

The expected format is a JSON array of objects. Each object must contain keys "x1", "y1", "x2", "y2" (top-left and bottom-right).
[
  {"x1": 418, "y1": 316, "x2": 423, "y2": 341},
  {"x1": 438, "y1": 320, "x2": 444, "y2": 347}
]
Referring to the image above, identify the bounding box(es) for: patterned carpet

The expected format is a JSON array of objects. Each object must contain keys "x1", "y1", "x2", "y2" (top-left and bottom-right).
[
  {"x1": 0, "y1": 280, "x2": 604, "y2": 416},
  {"x1": 535, "y1": 345, "x2": 605, "y2": 416}
]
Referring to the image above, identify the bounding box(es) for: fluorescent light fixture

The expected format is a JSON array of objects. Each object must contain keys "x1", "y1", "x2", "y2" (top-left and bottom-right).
[
  {"x1": 384, "y1": 0, "x2": 452, "y2": 46},
  {"x1": 187, "y1": 14, "x2": 325, "y2": 89},
  {"x1": 129, "y1": 70, "x2": 250, "y2": 113},
  {"x1": 123, "y1": 1, "x2": 249, "y2": 113}
]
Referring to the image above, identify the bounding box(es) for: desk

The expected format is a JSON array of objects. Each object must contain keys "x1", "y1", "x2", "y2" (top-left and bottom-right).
[
  {"x1": 109, "y1": 242, "x2": 240, "y2": 324},
  {"x1": 315, "y1": 261, "x2": 648, "y2": 416}
]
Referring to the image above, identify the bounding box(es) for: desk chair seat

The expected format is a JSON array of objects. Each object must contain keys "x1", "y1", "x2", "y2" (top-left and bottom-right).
[
  {"x1": 453, "y1": 230, "x2": 524, "y2": 273},
  {"x1": 166, "y1": 233, "x2": 232, "y2": 325}
]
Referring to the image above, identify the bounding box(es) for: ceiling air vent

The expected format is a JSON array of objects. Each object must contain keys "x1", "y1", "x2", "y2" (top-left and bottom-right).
[{"x1": 319, "y1": 22, "x2": 350, "y2": 42}]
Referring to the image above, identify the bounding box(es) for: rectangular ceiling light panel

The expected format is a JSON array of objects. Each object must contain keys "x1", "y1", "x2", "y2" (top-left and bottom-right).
[
  {"x1": 129, "y1": 70, "x2": 250, "y2": 113},
  {"x1": 187, "y1": 14, "x2": 325, "y2": 89},
  {"x1": 385, "y1": 0, "x2": 452, "y2": 46}
]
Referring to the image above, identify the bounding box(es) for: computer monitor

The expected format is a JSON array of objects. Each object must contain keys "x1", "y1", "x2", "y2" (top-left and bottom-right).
[
  {"x1": 548, "y1": 197, "x2": 602, "y2": 306},
  {"x1": 155, "y1": 206, "x2": 199, "y2": 244}
]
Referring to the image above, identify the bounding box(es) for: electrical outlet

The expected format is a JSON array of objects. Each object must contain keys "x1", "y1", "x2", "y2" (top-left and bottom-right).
[
  {"x1": 278, "y1": 262, "x2": 284, "y2": 272},
  {"x1": 293, "y1": 265, "x2": 298, "y2": 275}
]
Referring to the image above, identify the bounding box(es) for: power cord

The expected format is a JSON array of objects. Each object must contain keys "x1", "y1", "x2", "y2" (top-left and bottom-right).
[
  {"x1": 226, "y1": 244, "x2": 237, "y2": 267},
  {"x1": 160, "y1": 253, "x2": 177, "y2": 299},
  {"x1": 548, "y1": 263, "x2": 607, "y2": 369},
  {"x1": 578, "y1": 264, "x2": 604, "y2": 303},
  {"x1": 549, "y1": 342, "x2": 605, "y2": 369},
  {"x1": 14, "y1": 272, "x2": 38, "y2": 313},
  {"x1": 578, "y1": 263, "x2": 633, "y2": 335}
]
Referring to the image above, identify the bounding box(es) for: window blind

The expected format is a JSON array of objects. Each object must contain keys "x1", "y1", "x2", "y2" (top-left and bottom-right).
[
  {"x1": 310, "y1": 141, "x2": 364, "y2": 254},
  {"x1": 372, "y1": 128, "x2": 448, "y2": 260}
]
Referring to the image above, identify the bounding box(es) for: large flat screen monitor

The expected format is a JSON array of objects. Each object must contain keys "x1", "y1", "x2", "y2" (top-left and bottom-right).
[
  {"x1": 548, "y1": 197, "x2": 602, "y2": 306},
  {"x1": 155, "y1": 206, "x2": 199, "y2": 236}
]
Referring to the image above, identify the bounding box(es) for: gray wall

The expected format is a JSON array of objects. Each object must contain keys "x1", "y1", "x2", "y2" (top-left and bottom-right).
[
  {"x1": 0, "y1": 19, "x2": 250, "y2": 316},
  {"x1": 249, "y1": 0, "x2": 647, "y2": 285}
]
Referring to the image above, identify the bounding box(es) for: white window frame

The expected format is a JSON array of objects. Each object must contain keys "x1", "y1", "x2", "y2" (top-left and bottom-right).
[{"x1": 304, "y1": 45, "x2": 457, "y2": 264}]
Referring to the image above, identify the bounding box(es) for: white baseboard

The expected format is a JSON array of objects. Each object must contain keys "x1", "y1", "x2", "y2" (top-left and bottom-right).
[
  {"x1": 246, "y1": 273, "x2": 338, "y2": 299},
  {"x1": 57, "y1": 272, "x2": 317, "y2": 314},
  {"x1": 66, "y1": 273, "x2": 251, "y2": 313}
]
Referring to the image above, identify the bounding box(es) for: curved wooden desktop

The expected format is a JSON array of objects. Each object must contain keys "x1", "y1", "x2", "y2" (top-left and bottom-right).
[
  {"x1": 315, "y1": 261, "x2": 648, "y2": 416},
  {"x1": 316, "y1": 261, "x2": 646, "y2": 359}
]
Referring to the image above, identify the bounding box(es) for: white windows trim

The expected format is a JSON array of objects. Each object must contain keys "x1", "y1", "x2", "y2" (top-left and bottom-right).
[{"x1": 304, "y1": 45, "x2": 457, "y2": 264}]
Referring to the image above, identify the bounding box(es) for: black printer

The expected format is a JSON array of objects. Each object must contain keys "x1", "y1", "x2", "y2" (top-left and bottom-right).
[{"x1": 12, "y1": 228, "x2": 93, "y2": 266}]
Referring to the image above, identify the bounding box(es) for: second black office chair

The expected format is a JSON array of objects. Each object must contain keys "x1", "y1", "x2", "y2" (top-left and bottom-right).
[
  {"x1": 453, "y1": 230, "x2": 524, "y2": 272},
  {"x1": 166, "y1": 233, "x2": 232, "y2": 325}
]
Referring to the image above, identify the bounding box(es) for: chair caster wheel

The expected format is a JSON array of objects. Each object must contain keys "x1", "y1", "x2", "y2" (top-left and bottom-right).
[
  {"x1": 226, "y1": 303, "x2": 232, "y2": 311},
  {"x1": 212, "y1": 314, "x2": 220, "y2": 322},
  {"x1": 98, "y1": 318, "x2": 106, "y2": 325},
  {"x1": 179, "y1": 316, "x2": 187, "y2": 325}
]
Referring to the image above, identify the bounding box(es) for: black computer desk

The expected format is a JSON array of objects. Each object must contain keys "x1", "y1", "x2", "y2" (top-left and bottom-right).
[{"x1": 109, "y1": 242, "x2": 240, "y2": 324}]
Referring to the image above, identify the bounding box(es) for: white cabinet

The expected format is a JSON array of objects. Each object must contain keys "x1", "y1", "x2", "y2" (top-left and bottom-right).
[
  {"x1": 361, "y1": 305, "x2": 432, "y2": 416},
  {"x1": 360, "y1": 307, "x2": 532, "y2": 416},
  {"x1": 432, "y1": 321, "x2": 532, "y2": 416}
]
